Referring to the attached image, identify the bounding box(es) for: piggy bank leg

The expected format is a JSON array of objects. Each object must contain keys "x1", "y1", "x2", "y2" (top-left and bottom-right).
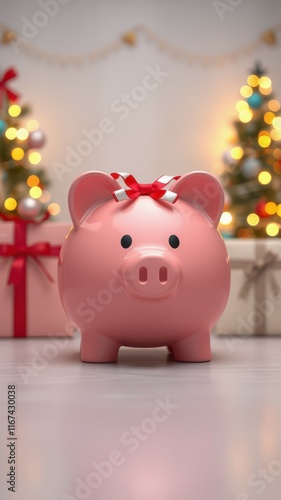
[
  {"x1": 80, "y1": 330, "x2": 120, "y2": 363},
  {"x1": 171, "y1": 332, "x2": 211, "y2": 363}
]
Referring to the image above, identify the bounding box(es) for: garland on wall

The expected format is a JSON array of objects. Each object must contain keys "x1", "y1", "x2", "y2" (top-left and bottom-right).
[{"x1": 0, "y1": 22, "x2": 281, "y2": 68}]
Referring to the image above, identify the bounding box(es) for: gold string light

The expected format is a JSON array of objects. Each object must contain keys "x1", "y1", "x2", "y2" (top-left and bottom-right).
[{"x1": 1, "y1": 21, "x2": 281, "y2": 68}]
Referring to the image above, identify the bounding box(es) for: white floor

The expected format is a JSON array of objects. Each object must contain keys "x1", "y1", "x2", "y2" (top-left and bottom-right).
[{"x1": 0, "y1": 332, "x2": 281, "y2": 500}]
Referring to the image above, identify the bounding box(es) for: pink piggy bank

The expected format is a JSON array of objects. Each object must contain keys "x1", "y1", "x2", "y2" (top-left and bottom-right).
[{"x1": 58, "y1": 171, "x2": 230, "y2": 363}]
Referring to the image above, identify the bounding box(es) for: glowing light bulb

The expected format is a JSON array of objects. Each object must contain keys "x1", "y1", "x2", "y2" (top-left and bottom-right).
[
  {"x1": 265, "y1": 202, "x2": 277, "y2": 215},
  {"x1": 268, "y1": 100, "x2": 280, "y2": 112},
  {"x1": 258, "y1": 171, "x2": 272, "y2": 185},
  {"x1": 26, "y1": 120, "x2": 39, "y2": 132},
  {"x1": 48, "y1": 203, "x2": 61, "y2": 216},
  {"x1": 271, "y1": 129, "x2": 281, "y2": 141},
  {"x1": 27, "y1": 175, "x2": 40, "y2": 187},
  {"x1": 240, "y1": 85, "x2": 253, "y2": 98},
  {"x1": 5, "y1": 127, "x2": 17, "y2": 140},
  {"x1": 259, "y1": 76, "x2": 272, "y2": 89},
  {"x1": 260, "y1": 86, "x2": 272, "y2": 96},
  {"x1": 247, "y1": 74, "x2": 259, "y2": 87},
  {"x1": 266, "y1": 223, "x2": 279, "y2": 237},
  {"x1": 236, "y1": 100, "x2": 249, "y2": 112},
  {"x1": 239, "y1": 109, "x2": 253, "y2": 123},
  {"x1": 4, "y1": 197, "x2": 17, "y2": 211},
  {"x1": 28, "y1": 152, "x2": 41, "y2": 165},
  {"x1": 258, "y1": 134, "x2": 271, "y2": 148},
  {"x1": 11, "y1": 147, "x2": 24, "y2": 160},
  {"x1": 277, "y1": 204, "x2": 281, "y2": 217},
  {"x1": 220, "y1": 211, "x2": 232, "y2": 225},
  {"x1": 230, "y1": 146, "x2": 244, "y2": 160},
  {"x1": 29, "y1": 186, "x2": 42, "y2": 199},
  {"x1": 16, "y1": 128, "x2": 29, "y2": 141},
  {"x1": 247, "y1": 213, "x2": 259, "y2": 226},
  {"x1": 272, "y1": 117, "x2": 281, "y2": 130},
  {"x1": 8, "y1": 104, "x2": 21, "y2": 117},
  {"x1": 264, "y1": 112, "x2": 275, "y2": 124}
]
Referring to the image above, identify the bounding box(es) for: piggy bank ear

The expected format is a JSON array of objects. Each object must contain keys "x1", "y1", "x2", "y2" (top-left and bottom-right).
[
  {"x1": 171, "y1": 171, "x2": 224, "y2": 227},
  {"x1": 69, "y1": 171, "x2": 120, "y2": 228}
]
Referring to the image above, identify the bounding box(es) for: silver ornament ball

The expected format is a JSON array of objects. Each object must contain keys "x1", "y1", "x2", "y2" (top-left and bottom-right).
[
  {"x1": 17, "y1": 197, "x2": 42, "y2": 219},
  {"x1": 28, "y1": 129, "x2": 46, "y2": 149},
  {"x1": 242, "y1": 157, "x2": 261, "y2": 179}
]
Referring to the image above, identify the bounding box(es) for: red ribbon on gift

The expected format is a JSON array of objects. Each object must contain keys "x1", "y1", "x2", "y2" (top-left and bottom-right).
[
  {"x1": 0, "y1": 212, "x2": 61, "y2": 338},
  {"x1": 0, "y1": 67, "x2": 19, "y2": 108},
  {"x1": 111, "y1": 172, "x2": 180, "y2": 203}
]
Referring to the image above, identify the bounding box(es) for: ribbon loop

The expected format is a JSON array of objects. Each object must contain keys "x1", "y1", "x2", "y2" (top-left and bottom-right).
[
  {"x1": 244, "y1": 250, "x2": 278, "y2": 282},
  {"x1": 111, "y1": 172, "x2": 180, "y2": 203},
  {"x1": 239, "y1": 250, "x2": 280, "y2": 299},
  {"x1": 0, "y1": 67, "x2": 19, "y2": 106}
]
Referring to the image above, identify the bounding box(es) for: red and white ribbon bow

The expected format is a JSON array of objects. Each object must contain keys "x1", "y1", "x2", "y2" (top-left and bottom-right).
[{"x1": 111, "y1": 172, "x2": 180, "y2": 203}]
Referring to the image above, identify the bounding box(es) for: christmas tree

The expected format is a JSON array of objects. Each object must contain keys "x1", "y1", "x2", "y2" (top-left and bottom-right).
[
  {"x1": 219, "y1": 62, "x2": 281, "y2": 238},
  {"x1": 0, "y1": 67, "x2": 60, "y2": 219}
]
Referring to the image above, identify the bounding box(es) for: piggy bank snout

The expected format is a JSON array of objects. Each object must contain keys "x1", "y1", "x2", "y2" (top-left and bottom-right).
[{"x1": 122, "y1": 248, "x2": 180, "y2": 300}]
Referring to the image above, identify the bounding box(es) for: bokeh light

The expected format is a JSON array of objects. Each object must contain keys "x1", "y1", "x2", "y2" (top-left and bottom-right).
[
  {"x1": 258, "y1": 132, "x2": 271, "y2": 148},
  {"x1": 271, "y1": 129, "x2": 281, "y2": 141},
  {"x1": 27, "y1": 175, "x2": 40, "y2": 187},
  {"x1": 264, "y1": 112, "x2": 275, "y2": 124},
  {"x1": 258, "y1": 171, "x2": 272, "y2": 185},
  {"x1": 265, "y1": 202, "x2": 277, "y2": 215},
  {"x1": 259, "y1": 76, "x2": 272, "y2": 89},
  {"x1": 48, "y1": 203, "x2": 61, "y2": 216},
  {"x1": 268, "y1": 100, "x2": 280, "y2": 112},
  {"x1": 28, "y1": 152, "x2": 41, "y2": 165},
  {"x1": 220, "y1": 211, "x2": 232, "y2": 225},
  {"x1": 240, "y1": 85, "x2": 253, "y2": 98},
  {"x1": 29, "y1": 186, "x2": 42, "y2": 199},
  {"x1": 259, "y1": 86, "x2": 272, "y2": 96},
  {"x1": 16, "y1": 128, "x2": 29, "y2": 141},
  {"x1": 266, "y1": 223, "x2": 279, "y2": 237},
  {"x1": 239, "y1": 110, "x2": 253, "y2": 123},
  {"x1": 11, "y1": 147, "x2": 24, "y2": 160},
  {"x1": 8, "y1": 104, "x2": 21, "y2": 117},
  {"x1": 236, "y1": 100, "x2": 249, "y2": 112},
  {"x1": 247, "y1": 74, "x2": 259, "y2": 87},
  {"x1": 26, "y1": 120, "x2": 39, "y2": 132},
  {"x1": 247, "y1": 213, "x2": 259, "y2": 226},
  {"x1": 272, "y1": 117, "x2": 281, "y2": 130},
  {"x1": 230, "y1": 146, "x2": 244, "y2": 160},
  {"x1": 5, "y1": 127, "x2": 17, "y2": 140},
  {"x1": 4, "y1": 197, "x2": 17, "y2": 211}
]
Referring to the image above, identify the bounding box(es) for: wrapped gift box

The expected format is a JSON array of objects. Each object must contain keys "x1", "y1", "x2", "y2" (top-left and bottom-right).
[
  {"x1": 214, "y1": 239, "x2": 281, "y2": 336},
  {"x1": 0, "y1": 217, "x2": 74, "y2": 337}
]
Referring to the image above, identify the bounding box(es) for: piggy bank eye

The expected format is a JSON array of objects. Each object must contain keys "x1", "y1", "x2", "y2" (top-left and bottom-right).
[
  {"x1": 169, "y1": 235, "x2": 180, "y2": 249},
  {"x1": 121, "y1": 235, "x2": 132, "y2": 249}
]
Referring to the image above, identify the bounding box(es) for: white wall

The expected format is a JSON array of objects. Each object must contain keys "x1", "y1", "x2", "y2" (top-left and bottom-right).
[{"x1": 1, "y1": 0, "x2": 281, "y2": 221}]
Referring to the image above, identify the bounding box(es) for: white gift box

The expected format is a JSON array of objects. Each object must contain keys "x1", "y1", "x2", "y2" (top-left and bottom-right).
[{"x1": 214, "y1": 239, "x2": 281, "y2": 336}]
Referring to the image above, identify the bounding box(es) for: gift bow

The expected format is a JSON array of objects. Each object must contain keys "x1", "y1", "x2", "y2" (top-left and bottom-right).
[
  {"x1": 0, "y1": 67, "x2": 19, "y2": 105},
  {"x1": 239, "y1": 250, "x2": 280, "y2": 299},
  {"x1": 111, "y1": 172, "x2": 180, "y2": 203},
  {"x1": 244, "y1": 250, "x2": 279, "y2": 281},
  {"x1": 0, "y1": 242, "x2": 60, "y2": 285}
]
